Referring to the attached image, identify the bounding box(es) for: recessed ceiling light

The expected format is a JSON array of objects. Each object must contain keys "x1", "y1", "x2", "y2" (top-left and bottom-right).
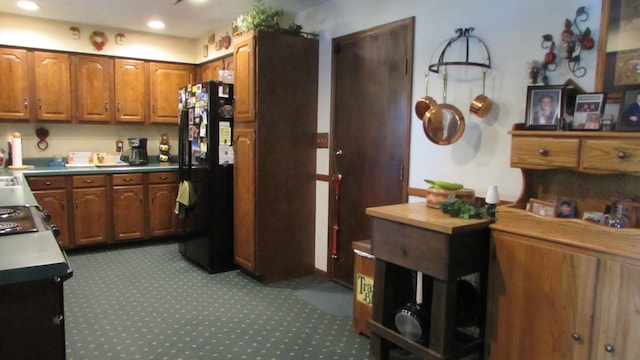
[
  {"x1": 17, "y1": 1, "x2": 39, "y2": 10},
  {"x1": 147, "y1": 20, "x2": 166, "y2": 29}
]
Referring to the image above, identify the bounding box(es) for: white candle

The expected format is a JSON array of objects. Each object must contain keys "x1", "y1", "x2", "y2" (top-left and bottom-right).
[{"x1": 11, "y1": 132, "x2": 22, "y2": 167}]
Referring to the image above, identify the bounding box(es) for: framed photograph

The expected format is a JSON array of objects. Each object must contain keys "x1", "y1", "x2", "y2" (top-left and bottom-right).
[
  {"x1": 617, "y1": 88, "x2": 640, "y2": 131},
  {"x1": 555, "y1": 198, "x2": 577, "y2": 218},
  {"x1": 524, "y1": 85, "x2": 565, "y2": 130},
  {"x1": 528, "y1": 199, "x2": 557, "y2": 217},
  {"x1": 572, "y1": 93, "x2": 606, "y2": 130},
  {"x1": 596, "y1": 0, "x2": 640, "y2": 103}
]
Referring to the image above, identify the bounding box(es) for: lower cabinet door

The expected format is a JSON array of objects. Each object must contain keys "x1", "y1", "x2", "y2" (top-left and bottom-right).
[
  {"x1": 148, "y1": 183, "x2": 177, "y2": 237},
  {"x1": 113, "y1": 185, "x2": 145, "y2": 241},
  {"x1": 487, "y1": 230, "x2": 598, "y2": 360},
  {"x1": 72, "y1": 187, "x2": 108, "y2": 246}
]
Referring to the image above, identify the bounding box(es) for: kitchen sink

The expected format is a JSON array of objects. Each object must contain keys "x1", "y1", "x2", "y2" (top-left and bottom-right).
[{"x1": 0, "y1": 176, "x2": 20, "y2": 187}]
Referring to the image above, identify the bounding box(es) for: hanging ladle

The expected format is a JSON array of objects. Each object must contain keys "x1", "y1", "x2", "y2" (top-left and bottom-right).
[
  {"x1": 469, "y1": 70, "x2": 493, "y2": 118},
  {"x1": 423, "y1": 69, "x2": 465, "y2": 145},
  {"x1": 414, "y1": 72, "x2": 438, "y2": 120}
]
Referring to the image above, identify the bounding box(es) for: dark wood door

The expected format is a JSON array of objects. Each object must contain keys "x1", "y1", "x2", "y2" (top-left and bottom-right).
[{"x1": 330, "y1": 18, "x2": 413, "y2": 286}]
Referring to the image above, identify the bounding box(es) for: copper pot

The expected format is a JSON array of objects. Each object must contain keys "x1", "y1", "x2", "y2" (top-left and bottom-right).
[
  {"x1": 423, "y1": 70, "x2": 465, "y2": 145},
  {"x1": 469, "y1": 71, "x2": 492, "y2": 118},
  {"x1": 414, "y1": 73, "x2": 437, "y2": 120}
]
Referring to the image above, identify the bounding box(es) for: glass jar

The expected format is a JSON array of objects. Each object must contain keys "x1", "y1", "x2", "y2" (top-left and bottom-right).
[{"x1": 605, "y1": 204, "x2": 629, "y2": 228}]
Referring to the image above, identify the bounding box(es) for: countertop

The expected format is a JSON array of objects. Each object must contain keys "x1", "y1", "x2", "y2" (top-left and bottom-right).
[
  {"x1": 365, "y1": 202, "x2": 494, "y2": 234},
  {"x1": 0, "y1": 160, "x2": 180, "y2": 286}
]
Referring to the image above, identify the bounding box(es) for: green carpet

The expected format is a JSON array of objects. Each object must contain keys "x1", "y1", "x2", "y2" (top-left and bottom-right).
[{"x1": 296, "y1": 281, "x2": 353, "y2": 317}]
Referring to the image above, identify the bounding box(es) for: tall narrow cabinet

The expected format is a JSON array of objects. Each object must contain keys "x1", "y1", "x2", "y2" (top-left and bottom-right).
[
  {"x1": 486, "y1": 125, "x2": 640, "y2": 360},
  {"x1": 233, "y1": 31, "x2": 319, "y2": 283}
]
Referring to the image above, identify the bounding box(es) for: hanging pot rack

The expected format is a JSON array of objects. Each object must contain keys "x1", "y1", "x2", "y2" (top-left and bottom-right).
[{"x1": 428, "y1": 27, "x2": 491, "y2": 74}]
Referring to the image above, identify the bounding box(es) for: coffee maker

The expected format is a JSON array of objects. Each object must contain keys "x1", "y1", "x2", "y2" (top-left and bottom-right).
[{"x1": 128, "y1": 137, "x2": 148, "y2": 165}]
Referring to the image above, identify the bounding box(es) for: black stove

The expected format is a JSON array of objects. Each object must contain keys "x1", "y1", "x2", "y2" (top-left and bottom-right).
[{"x1": 0, "y1": 205, "x2": 50, "y2": 236}]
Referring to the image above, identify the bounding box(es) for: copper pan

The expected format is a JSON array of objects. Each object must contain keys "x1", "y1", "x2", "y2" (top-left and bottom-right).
[
  {"x1": 469, "y1": 70, "x2": 493, "y2": 118},
  {"x1": 414, "y1": 73, "x2": 438, "y2": 120},
  {"x1": 423, "y1": 70, "x2": 465, "y2": 145}
]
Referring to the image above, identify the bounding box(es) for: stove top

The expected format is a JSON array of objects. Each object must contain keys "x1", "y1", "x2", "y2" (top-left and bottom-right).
[{"x1": 0, "y1": 205, "x2": 47, "y2": 236}]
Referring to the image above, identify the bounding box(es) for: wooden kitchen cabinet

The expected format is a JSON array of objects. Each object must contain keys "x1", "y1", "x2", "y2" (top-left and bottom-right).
[
  {"x1": 114, "y1": 58, "x2": 146, "y2": 123},
  {"x1": 112, "y1": 173, "x2": 145, "y2": 241},
  {"x1": 148, "y1": 171, "x2": 178, "y2": 237},
  {"x1": 34, "y1": 51, "x2": 72, "y2": 121},
  {"x1": 0, "y1": 48, "x2": 31, "y2": 120},
  {"x1": 232, "y1": 31, "x2": 318, "y2": 283},
  {"x1": 28, "y1": 176, "x2": 71, "y2": 249},
  {"x1": 486, "y1": 126, "x2": 640, "y2": 360},
  {"x1": 197, "y1": 54, "x2": 233, "y2": 82},
  {"x1": 148, "y1": 62, "x2": 194, "y2": 124},
  {"x1": 76, "y1": 55, "x2": 113, "y2": 122},
  {"x1": 71, "y1": 175, "x2": 109, "y2": 246}
]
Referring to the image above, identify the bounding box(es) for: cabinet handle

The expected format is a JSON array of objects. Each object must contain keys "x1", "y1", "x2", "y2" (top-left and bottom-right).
[
  {"x1": 105, "y1": 102, "x2": 109, "y2": 112},
  {"x1": 617, "y1": 151, "x2": 627, "y2": 159},
  {"x1": 44, "y1": 181, "x2": 52, "y2": 185},
  {"x1": 571, "y1": 333, "x2": 581, "y2": 341},
  {"x1": 159, "y1": 176, "x2": 168, "y2": 180},
  {"x1": 53, "y1": 315, "x2": 64, "y2": 325},
  {"x1": 24, "y1": 98, "x2": 28, "y2": 108},
  {"x1": 151, "y1": 194, "x2": 155, "y2": 203},
  {"x1": 117, "y1": 102, "x2": 121, "y2": 112},
  {"x1": 123, "y1": 178, "x2": 133, "y2": 182},
  {"x1": 538, "y1": 148, "x2": 548, "y2": 156},
  {"x1": 152, "y1": 104, "x2": 156, "y2": 114},
  {"x1": 74, "y1": 199, "x2": 78, "y2": 209},
  {"x1": 139, "y1": 194, "x2": 144, "y2": 203},
  {"x1": 604, "y1": 344, "x2": 614, "y2": 353},
  {"x1": 61, "y1": 200, "x2": 65, "y2": 211},
  {"x1": 83, "y1": 179, "x2": 95, "y2": 184},
  {"x1": 38, "y1": 99, "x2": 42, "y2": 110}
]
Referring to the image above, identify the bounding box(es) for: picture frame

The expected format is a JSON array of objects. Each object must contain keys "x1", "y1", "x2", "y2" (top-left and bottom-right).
[
  {"x1": 595, "y1": 0, "x2": 640, "y2": 103},
  {"x1": 617, "y1": 87, "x2": 640, "y2": 131},
  {"x1": 528, "y1": 199, "x2": 557, "y2": 217},
  {"x1": 555, "y1": 198, "x2": 577, "y2": 218},
  {"x1": 524, "y1": 85, "x2": 565, "y2": 130},
  {"x1": 572, "y1": 93, "x2": 606, "y2": 130}
]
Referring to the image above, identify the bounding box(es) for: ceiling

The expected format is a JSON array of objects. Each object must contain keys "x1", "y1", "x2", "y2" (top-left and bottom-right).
[{"x1": 0, "y1": 0, "x2": 329, "y2": 39}]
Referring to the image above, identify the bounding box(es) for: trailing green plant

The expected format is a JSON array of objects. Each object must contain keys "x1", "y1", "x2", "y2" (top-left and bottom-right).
[
  {"x1": 440, "y1": 194, "x2": 486, "y2": 219},
  {"x1": 233, "y1": 0, "x2": 303, "y2": 36}
]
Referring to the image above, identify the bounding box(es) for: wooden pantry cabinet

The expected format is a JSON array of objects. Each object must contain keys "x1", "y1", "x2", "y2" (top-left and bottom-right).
[
  {"x1": 232, "y1": 31, "x2": 318, "y2": 283},
  {"x1": 485, "y1": 126, "x2": 640, "y2": 360},
  {"x1": 197, "y1": 54, "x2": 233, "y2": 82}
]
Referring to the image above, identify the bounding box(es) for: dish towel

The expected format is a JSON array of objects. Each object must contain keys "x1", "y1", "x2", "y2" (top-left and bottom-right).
[{"x1": 175, "y1": 180, "x2": 198, "y2": 219}]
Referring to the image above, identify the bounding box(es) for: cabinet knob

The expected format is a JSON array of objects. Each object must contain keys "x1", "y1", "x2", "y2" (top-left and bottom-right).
[
  {"x1": 571, "y1": 333, "x2": 581, "y2": 341},
  {"x1": 38, "y1": 99, "x2": 42, "y2": 110},
  {"x1": 617, "y1": 151, "x2": 627, "y2": 159},
  {"x1": 538, "y1": 148, "x2": 548, "y2": 156},
  {"x1": 604, "y1": 344, "x2": 614, "y2": 353},
  {"x1": 84, "y1": 179, "x2": 95, "y2": 184},
  {"x1": 24, "y1": 98, "x2": 28, "y2": 108},
  {"x1": 105, "y1": 102, "x2": 109, "y2": 111}
]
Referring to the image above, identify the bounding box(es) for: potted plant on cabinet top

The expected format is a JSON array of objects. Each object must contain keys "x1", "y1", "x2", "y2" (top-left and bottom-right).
[{"x1": 233, "y1": 0, "x2": 304, "y2": 36}]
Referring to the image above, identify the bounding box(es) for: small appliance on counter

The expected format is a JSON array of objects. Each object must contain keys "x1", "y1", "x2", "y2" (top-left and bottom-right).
[{"x1": 128, "y1": 137, "x2": 148, "y2": 165}]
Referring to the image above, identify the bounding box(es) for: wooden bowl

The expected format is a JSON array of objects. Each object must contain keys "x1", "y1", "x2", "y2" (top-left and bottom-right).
[{"x1": 425, "y1": 187, "x2": 476, "y2": 208}]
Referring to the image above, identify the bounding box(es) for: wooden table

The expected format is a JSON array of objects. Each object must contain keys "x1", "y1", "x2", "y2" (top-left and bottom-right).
[{"x1": 366, "y1": 203, "x2": 492, "y2": 360}]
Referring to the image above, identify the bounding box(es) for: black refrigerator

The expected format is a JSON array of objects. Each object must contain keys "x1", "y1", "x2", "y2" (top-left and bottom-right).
[{"x1": 177, "y1": 81, "x2": 235, "y2": 274}]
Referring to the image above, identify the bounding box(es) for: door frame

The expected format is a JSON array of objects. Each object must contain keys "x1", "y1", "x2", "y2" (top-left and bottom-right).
[{"x1": 327, "y1": 17, "x2": 414, "y2": 279}]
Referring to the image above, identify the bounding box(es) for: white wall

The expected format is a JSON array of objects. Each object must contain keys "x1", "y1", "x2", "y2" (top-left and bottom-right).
[
  {"x1": 299, "y1": 0, "x2": 602, "y2": 271},
  {"x1": 0, "y1": 1, "x2": 605, "y2": 272}
]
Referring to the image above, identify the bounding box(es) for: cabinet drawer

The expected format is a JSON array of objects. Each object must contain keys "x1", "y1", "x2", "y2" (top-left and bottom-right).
[
  {"x1": 511, "y1": 137, "x2": 580, "y2": 169},
  {"x1": 148, "y1": 171, "x2": 178, "y2": 184},
  {"x1": 581, "y1": 139, "x2": 640, "y2": 174},
  {"x1": 112, "y1": 173, "x2": 143, "y2": 186},
  {"x1": 72, "y1": 175, "x2": 106, "y2": 188},
  {"x1": 27, "y1": 176, "x2": 65, "y2": 190}
]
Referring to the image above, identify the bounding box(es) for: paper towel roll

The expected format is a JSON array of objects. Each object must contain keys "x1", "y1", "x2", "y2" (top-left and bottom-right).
[{"x1": 11, "y1": 134, "x2": 22, "y2": 167}]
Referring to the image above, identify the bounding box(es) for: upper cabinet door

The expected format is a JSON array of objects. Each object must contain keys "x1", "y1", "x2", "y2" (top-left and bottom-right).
[
  {"x1": 114, "y1": 59, "x2": 146, "y2": 123},
  {"x1": 0, "y1": 48, "x2": 31, "y2": 120},
  {"x1": 149, "y1": 62, "x2": 194, "y2": 124},
  {"x1": 34, "y1": 51, "x2": 72, "y2": 121},
  {"x1": 76, "y1": 55, "x2": 114, "y2": 122},
  {"x1": 233, "y1": 34, "x2": 255, "y2": 122}
]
